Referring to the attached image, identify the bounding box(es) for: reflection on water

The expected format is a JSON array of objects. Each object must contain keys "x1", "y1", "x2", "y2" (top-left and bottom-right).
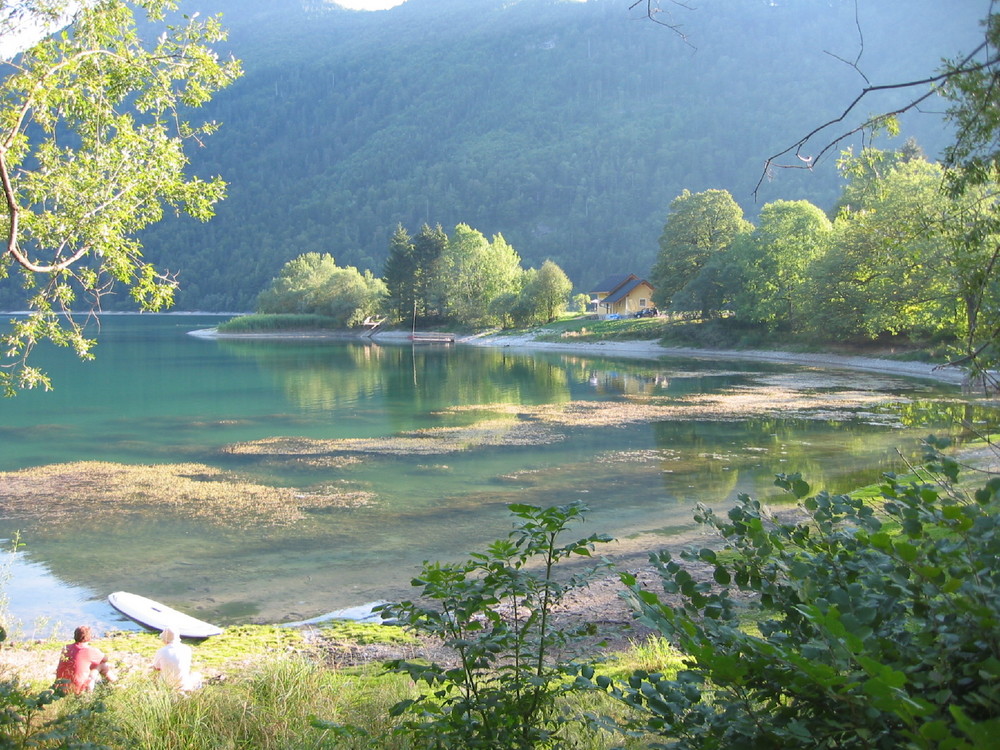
[
  {"x1": 0, "y1": 315, "x2": 994, "y2": 635},
  {"x1": 217, "y1": 337, "x2": 574, "y2": 415}
]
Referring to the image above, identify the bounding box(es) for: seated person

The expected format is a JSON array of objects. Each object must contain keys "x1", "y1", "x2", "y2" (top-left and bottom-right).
[
  {"x1": 152, "y1": 628, "x2": 203, "y2": 692},
  {"x1": 55, "y1": 625, "x2": 113, "y2": 694}
]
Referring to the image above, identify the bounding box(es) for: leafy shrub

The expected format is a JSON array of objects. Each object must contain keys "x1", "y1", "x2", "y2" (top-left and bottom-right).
[
  {"x1": 381, "y1": 501, "x2": 612, "y2": 749},
  {"x1": 582, "y1": 441, "x2": 1000, "y2": 748}
]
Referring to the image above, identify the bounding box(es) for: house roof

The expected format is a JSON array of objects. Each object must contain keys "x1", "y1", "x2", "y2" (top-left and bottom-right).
[
  {"x1": 602, "y1": 277, "x2": 652, "y2": 305},
  {"x1": 589, "y1": 273, "x2": 637, "y2": 295}
]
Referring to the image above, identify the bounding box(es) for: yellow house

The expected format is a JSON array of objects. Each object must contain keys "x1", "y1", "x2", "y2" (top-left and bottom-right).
[{"x1": 589, "y1": 273, "x2": 656, "y2": 318}]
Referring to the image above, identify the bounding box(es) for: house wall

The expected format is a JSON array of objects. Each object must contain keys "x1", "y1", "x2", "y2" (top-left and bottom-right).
[{"x1": 600, "y1": 283, "x2": 654, "y2": 317}]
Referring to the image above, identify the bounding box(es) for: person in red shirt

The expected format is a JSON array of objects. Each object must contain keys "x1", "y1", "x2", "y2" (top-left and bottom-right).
[{"x1": 54, "y1": 625, "x2": 113, "y2": 694}]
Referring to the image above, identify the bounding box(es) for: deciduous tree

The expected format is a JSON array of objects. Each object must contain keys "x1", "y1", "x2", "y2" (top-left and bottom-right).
[
  {"x1": 751, "y1": 6, "x2": 1000, "y2": 380},
  {"x1": 811, "y1": 152, "x2": 959, "y2": 341},
  {"x1": 257, "y1": 252, "x2": 385, "y2": 327},
  {"x1": 650, "y1": 189, "x2": 751, "y2": 310},
  {"x1": 434, "y1": 224, "x2": 524, "y2": 328},
  {"x1": 728, "y1": 199, "x2": 831, "y2": 331},
  {"x1": 0, "y1": 0, "x2": 241, "y2": 394},
  {"x1": 525, "y1": 259, "x2": 572, "y2": 323}
]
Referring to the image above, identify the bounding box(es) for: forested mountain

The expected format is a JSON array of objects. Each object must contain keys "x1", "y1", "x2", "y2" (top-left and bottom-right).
[{"x1": 6, "y1": 0, "x2": 983, "y2": 311}]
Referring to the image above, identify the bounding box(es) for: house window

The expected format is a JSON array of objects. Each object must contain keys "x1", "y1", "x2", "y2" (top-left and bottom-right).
[{"x1": 639, "y1": 298, "x2": 646, "y2": 307}]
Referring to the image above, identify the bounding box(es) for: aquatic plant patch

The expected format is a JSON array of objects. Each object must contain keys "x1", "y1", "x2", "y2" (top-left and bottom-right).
[
  {"x1": 0, "y1": 462, "x2": 374, "y2": 529},
  {"x1": 223, "y1": 418, "x2": 562, "y2": 458}
]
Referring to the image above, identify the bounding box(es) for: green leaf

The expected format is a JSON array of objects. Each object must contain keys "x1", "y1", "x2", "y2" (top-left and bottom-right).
[{"x1": 713, "y1": 566, "x2": 731, "y2": 585}]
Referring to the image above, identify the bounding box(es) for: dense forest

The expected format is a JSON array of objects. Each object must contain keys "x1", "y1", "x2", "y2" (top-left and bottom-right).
[{"x1": 0, "y1": 0, "x2": 983, "y2": 311}]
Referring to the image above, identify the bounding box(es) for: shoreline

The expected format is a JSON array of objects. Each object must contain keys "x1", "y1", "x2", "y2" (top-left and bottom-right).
[
  {"x1": 195, "y1": 326, "x2": 970, "y2": 386},
  {"x1": 458, "y1": 332, "x2": 970, "y2": 385}
]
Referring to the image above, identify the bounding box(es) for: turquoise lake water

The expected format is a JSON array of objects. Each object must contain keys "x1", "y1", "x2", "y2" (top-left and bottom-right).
[{"x1": 0, "y1": 315, "x2": 991, "y2": 636}]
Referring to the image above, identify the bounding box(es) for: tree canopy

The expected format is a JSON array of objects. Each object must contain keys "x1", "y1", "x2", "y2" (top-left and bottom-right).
[
  {"x1": 649, "y1": 189, "x2": 751, "y2": 310},
  {"x1": 257, "y1": 252, "x2": 386, "y2": 327},
  {"x1": 377, "y1": 222, "x2": 572, "y2": 330},
  {"x1": 654, "y1": 142, "x2": 999, "y2": 375}
]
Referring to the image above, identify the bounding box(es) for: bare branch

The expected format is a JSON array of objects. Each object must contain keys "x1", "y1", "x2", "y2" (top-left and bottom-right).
[
  {"x1": 752, "y1": 40, "x2": 998, "y2": 200},
  {"x1": 628, "y1": 0, "x2": 694, "y2": 43},
  {"x1": 822, "y1": 1, "x2": 870, "y2": 86}
]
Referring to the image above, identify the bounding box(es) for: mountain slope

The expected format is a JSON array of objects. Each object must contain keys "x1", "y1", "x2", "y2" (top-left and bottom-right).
[{"x1": 5, "y1": 0, "x2": 984, "y2": 310}]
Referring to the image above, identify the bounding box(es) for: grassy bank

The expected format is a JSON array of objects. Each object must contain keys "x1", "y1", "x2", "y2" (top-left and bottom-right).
[
  {"x1": 529, "y1": 314, "x2": 951, "y2": 361},
  {"x1": 2, "y1": 622, "x2": 667, "y2": 749},
  {"x1": 215, "y1": 314, "x2": 351, "y2": 333},
  {"x1": 214, "y1": 311, "x2": 951, "y2": 365}
]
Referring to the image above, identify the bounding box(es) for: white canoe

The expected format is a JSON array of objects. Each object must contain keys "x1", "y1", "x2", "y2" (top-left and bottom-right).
[{"x1": 108, "y1": 591, "x2": 223, "y2": 639}]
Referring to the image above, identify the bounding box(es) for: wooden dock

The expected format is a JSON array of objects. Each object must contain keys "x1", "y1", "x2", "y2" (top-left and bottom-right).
[{"x1": 410, "y1": 332, "x2": 456, "y2": 344}]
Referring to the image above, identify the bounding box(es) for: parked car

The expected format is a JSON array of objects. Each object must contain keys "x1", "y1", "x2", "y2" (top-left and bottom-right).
[{"x1": 635, "y1": 307, "x2": 659, "y2": 318}]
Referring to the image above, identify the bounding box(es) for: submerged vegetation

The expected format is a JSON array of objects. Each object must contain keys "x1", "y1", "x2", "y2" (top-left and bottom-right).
[
  {"x1": 1, "y1": 374, "x2": 927, "y2": 535},
  {"x1": 0, "y1": 462, "x2": 374, "y2": 529}
]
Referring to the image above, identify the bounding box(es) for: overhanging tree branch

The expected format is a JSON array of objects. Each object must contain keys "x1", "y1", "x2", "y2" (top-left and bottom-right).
[
  {"x1": 753, "y1": 40, "x2": 998, "y2": 200},
  {"x1": 0, "y1": 0, "x2": 241, "y2": 394},
  {"x1": 628, "y1": 0, "x2": 693, "y2": 40}
]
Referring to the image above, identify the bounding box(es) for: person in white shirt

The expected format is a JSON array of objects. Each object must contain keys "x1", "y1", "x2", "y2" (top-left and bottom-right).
[{"x1": 151, "y1": 628, "x2": 203, "y2": 692}]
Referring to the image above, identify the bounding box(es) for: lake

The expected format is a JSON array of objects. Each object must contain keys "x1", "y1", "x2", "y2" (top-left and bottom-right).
[{"x1": 0, "y1": 315, "x2": 990, "y2": 636}]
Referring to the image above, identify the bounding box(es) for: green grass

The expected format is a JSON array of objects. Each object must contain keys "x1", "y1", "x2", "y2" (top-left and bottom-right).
[
  {"x1": 597, "y1": 635, "x2": 686, "y2": 681},
  {"x1": 12, "y1": 622, "x2": 672, "y2": 750},
  {"x1": 72, "y1": 656, "x2": 417, "y2": 750},
  {"x1": 57, "y1": 651, "x2": 655, "y2": 749},
  {"x1": 216, "y1": 313, "x2": 347, "y2": 333},
  {"x1": 314, "y1": 620, "x2": 418, "y2": 646},
  {"x1": 533, "y1": 314, "x2": 953, "y2": 361},
  {"x1": 532, "y1": 315, "x2": 669, "y2": 342}
]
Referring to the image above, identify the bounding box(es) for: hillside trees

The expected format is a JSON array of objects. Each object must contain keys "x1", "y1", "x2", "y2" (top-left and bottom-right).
[
  {"x1": 120, "y1": 0, "x2": 977, "y2": 313},
  {"x1": 0, "y1": 0, "x2": 241, "y2": 393},
  {"x1": 649, "y1": 189, "x2": 751, "y2": 311}
]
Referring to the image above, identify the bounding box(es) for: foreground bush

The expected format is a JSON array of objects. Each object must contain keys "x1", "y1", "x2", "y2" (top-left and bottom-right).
[
  {"x1": 584, "y1": 440, "x2": 1000, "y2": 748},
  {"x1": 375, "y1": 501, "x2": 612, "y2": 749}
]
